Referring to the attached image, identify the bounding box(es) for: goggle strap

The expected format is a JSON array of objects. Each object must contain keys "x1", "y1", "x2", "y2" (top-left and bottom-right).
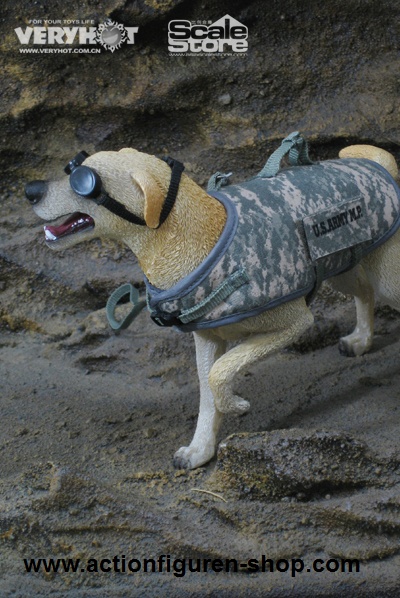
[
  {"x1": 66, "y1": 151, "x2": 184, "y2": 228},
  {"x1": 158, "y1": 157, "x2": 185, "y2": 228},
  {"x1": 98, "y1": 193, "x2": 146, "y2": 226}
]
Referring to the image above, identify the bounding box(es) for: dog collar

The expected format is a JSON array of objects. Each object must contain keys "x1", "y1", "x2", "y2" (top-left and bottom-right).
[{"x1": 65, "y1": 152, "x2": 184, "y2": 228}]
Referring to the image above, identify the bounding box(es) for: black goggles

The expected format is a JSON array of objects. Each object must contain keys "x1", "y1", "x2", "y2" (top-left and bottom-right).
[{"x1": 64, "y1": 151, "x2": 184, "y2": 228}]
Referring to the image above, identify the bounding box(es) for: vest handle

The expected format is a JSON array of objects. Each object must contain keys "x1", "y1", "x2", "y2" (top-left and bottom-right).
[{"x1": 258, "y1": 131, "x2": 315, "y2": 178}]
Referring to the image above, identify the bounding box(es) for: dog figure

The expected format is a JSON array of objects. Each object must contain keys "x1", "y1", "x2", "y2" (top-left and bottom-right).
[{"x1": 26, "y1": 139, "x2": 400, "y2": 469}]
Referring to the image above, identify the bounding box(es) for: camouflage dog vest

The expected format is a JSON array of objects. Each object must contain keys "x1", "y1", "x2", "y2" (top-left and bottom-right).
[{"x1": 146, "y1": 138, "x2": 400, "y2": 332}]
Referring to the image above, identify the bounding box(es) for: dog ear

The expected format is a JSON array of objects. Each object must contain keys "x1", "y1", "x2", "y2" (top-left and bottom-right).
[{"x1": 130, "y1": 171, "x2": 165, "y2": 229}]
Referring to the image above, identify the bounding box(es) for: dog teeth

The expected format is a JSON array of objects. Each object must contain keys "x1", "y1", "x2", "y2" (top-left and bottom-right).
[{"x1": 44, "y1": 227, "x2": 57, "y2": 241}]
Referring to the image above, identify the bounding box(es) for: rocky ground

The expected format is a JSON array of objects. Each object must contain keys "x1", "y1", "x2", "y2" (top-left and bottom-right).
[
  {"x1": 2, "y1": 0, "x2": 400, "y2": 595},
  {"x1": 2, "y1": 184, "x2": 400, "y2": 596}
]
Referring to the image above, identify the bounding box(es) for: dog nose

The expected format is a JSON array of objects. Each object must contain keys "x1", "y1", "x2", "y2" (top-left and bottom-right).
[{"x1": 25, "y1": 180, "x2": 47, "y2": 205}]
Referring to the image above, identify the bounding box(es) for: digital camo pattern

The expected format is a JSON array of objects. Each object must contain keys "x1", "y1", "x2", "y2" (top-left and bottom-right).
[{"x1": 147, "y1": 158, "x2": 400, "y2": 331}]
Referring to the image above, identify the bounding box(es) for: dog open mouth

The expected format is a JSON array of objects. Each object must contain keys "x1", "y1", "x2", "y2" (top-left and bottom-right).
[{"x1": 44, "y1": 212, "x2": 95, "y2": 242}]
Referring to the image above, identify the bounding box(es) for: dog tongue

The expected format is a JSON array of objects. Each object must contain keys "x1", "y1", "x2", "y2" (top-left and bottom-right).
[{"x1": 44, "y1": 212, "x2": 94, "y2": 241}]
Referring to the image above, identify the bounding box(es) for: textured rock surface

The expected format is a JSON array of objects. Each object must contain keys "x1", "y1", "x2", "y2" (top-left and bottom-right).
[
  {"x1": 2, "y1": 0, "x2": 400, "y2": 189},
  {"x1": 210, "y1": 429, "x2": 399, "y2": 500}
]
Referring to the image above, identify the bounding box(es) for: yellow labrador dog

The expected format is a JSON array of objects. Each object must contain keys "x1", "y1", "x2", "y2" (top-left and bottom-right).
[{"x1": 26, "y1": 143, "x2": 399, "y2": 469}]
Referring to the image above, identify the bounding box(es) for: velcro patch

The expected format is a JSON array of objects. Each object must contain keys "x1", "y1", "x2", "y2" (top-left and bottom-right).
[{"x1": 302, "y1": 196, "x2": 372, "y2": 261}]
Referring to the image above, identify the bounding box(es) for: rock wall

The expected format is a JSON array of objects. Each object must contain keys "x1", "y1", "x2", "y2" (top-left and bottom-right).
[{"x1": 2, "y1": 0, "x2": 400, "y2": 189}]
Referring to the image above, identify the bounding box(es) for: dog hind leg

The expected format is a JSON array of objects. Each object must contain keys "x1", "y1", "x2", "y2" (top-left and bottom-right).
[
  {"x1": 362, "y1": 231, "x2": 400, "y2": 313},
  {"x1": 208, "y1": 300, "x2": 314, "y2": 414},
  {"x1": 173, "y1": 331, "x2": 226, "y2": 469},
  {"x1": 329, "y1": 264, "x2": 375, "y2": 357}
]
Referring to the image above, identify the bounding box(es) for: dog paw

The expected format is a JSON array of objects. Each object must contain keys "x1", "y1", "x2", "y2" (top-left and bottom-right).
[
  {"x1": 339, "y1": 333, "x2": 372, "y2": 357},
  {"x1": 173, "y1": 445, "x2": 215, "y2": 469},
  {"x1": 217, "y1": 395, "x2": 250, "y2": 415}
]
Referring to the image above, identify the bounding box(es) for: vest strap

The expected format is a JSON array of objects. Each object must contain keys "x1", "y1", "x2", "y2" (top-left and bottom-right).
[
  {"x1": 106, "y1": 283, "x2": 146, "y2": 331},
  {"x1": 178, "y1": 269, "x2": 249, "y2": 324},
  {"x1": 207, "y1": 171, "x2": 233, "y2": 192}
]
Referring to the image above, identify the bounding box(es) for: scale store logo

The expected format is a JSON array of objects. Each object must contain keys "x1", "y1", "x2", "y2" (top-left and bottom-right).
[
  {"x1": 15, "y1": 18, "x2": 138, "y2": 54},
  {"x1": 168, "y1": 14, "x2": 248, "y2": 56}
]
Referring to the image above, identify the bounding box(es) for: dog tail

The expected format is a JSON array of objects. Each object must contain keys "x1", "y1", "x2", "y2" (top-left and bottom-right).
[{"x1": 339, "y1": 144, "x2": 398, "y2": 180}]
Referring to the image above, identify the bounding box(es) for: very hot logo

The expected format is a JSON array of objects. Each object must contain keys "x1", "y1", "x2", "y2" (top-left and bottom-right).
[{"x1": 14, "y1": 18, "x2": 138, "y2": 53}]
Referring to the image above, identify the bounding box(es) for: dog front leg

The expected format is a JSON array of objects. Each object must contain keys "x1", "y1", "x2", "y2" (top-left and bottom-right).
[
  {"x1": 209, "y1": 302, "x2": 314, "y2": 414},
  {"x1": 173, "y1": 330, "x2": 226, "y2": 469}
]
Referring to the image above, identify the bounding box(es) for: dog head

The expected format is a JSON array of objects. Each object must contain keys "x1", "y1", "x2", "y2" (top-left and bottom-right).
[{"x1": 25, "y1": 148, "x2": 178, "y2": 250}]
